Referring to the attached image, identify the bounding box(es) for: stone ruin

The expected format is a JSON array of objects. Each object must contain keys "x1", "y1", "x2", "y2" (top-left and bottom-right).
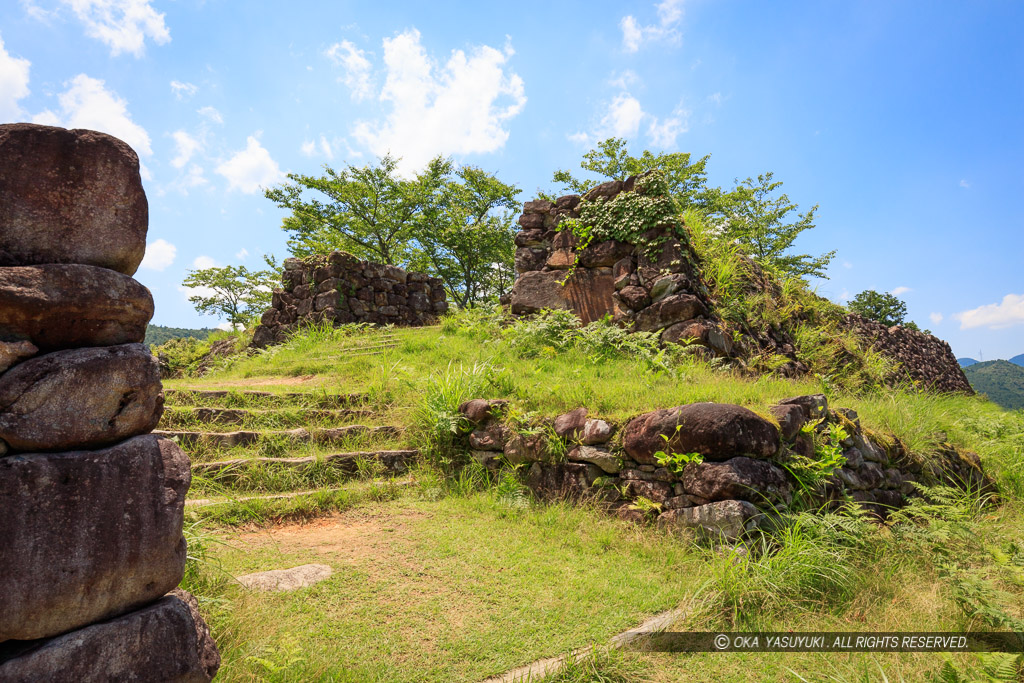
[
  {"x1": 460, "y1": 395, "x2": 993, "y2": 541},
  {"x1": 251, "y1": 251, "x2": 449, "y2": 348},
  {"x1": 0, "y1": 123, "x2": 219, "y2": 680},
  {"x1": 508, "y1": 179, "x2": 971, "y2": 391}
]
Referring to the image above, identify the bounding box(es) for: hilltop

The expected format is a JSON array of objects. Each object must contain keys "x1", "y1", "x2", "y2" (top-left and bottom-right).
[{"x1": 963, "y1": 359, "x2": 1024, "y2": 411}]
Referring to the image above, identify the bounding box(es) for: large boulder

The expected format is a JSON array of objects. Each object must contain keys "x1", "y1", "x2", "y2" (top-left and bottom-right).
[
  {"x1": 656, "y1": 499, "x2": 763, "y2": 542},
  {"x1": 633, "y1": 293, "x2": 707, "y2": 332},
  {"x1": 622, "y1": 403, "x2": 780, "y2": 465},
  {"x1": 509, "y1": 268, "x2": 616, "y2": 325},
  {"x1": 0, "y1": 435, "x2": 189, "y2": 641},
  {"x1": 0, "y1": 124, "x2": 148, "y2": 275},
  {"x1": 0, "y1": 264, "x2": 153, "y2": 351},
  {"x1": 0, "y1": 589, "x2": 219, "y2": 682},
  {"x1": 682, "y1": 457, "x2": 792, "y2": 505},
  {"x1": 0, "y1": 343, "x2": 163, "y2": 451}
]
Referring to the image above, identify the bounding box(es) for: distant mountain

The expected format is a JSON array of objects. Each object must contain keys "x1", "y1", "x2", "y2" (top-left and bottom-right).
[
  {"x1": 958, "y1": 358, "x2": 979, "y2": 368},
  {"x1": 1010, "y1": 354, "x2": 1024, "y2": 368},
  {"x1": 963, "y1": 360, "x2": 1024, "y2": 411},
  {"x1": 145, "y1": 325, "x2": 217, "y2": 346}
]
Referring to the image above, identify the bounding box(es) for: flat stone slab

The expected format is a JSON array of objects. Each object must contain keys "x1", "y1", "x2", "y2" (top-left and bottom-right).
[
  {"x1": 0, "y1": 435, "x2": 189, "y2": 641},
  {"x1": 0, "y1": 589, "x2": 219, "y2": 682},
  {"x1": 237, "y1": 564, "x2": 333, "y2": 591},
  {"x1": 0, "y1": 123, "x2": 148, "y2": 275},
  {"x1": 0, "y1": 264, "x2": 153, "y2": 351}
]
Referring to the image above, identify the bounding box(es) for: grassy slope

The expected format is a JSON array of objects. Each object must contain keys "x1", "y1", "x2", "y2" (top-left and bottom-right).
[
  {"x1": 178, "y1": 321, "x2": 1024, "y2": 682},
  {"x1": 964, "y1": 359, "x2": 1024, "y2": 411}
]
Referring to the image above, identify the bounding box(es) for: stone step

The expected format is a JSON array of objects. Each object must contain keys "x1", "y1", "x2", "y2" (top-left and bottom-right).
[
  {"x1": 163, "y1": 389, "x2": 367, "y2": 408},
  {"x1": 159, "y1": 406, "x2": 376, "y2": 429},
  {"x1": 191, "y1": 449, "x2": 418, "y2": 480},
  {"x1": 154, "y1": 425, "x2": 401, "y2": 450},
  {"x1": 186, "y1": 477, "x2": 414, "y2": 507}
]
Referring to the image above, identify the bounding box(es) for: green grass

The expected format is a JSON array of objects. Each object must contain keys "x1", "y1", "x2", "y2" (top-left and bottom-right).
[{"x1": 171, "y1": 313, "x2": 1024, "y2": 682}]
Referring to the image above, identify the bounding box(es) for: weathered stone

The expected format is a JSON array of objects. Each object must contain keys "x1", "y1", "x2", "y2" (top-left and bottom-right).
[
  {"x1": 0, "y1": 340, "x2": 36, "y2": 373},
  {"x1": 0, "y1": 124, "x2": 148, "y2": 274},
  {"x1": 0, "y1": 264, "x2": 153, "y2": 351},
  {"x1": 237, "y1": 564, "x2": 333, "y2": 592},
  {"x1": 584, "y1": 180, "x2": 623, "y2": 201},
  {"x1": 0, "y1": 435, "x2": 189, "y2": 641},
  {"x1": 0, "y1": 589, "x2": 219, "y2": 682},
  {"x1": 578, "y1": 240, "x2": 633, "y2": 268},
  {"x1": 0, "y1": 343, "x2": 163, "y2": 452},
  {"x1": 580, "y1": 418, "x2": 613, "y2": 445},
  {"x1": 682, "y1": 457, "x2": 792, "y2": 505},
  {"x1": 777, "y1": 394, "x2": 828, "y2": 420},
  {"x1": 618, "y1": 285, "x2": 650, "y2": 311},
  {"x1": 523, "y1": 199, "x2": 555, "y2": 214},
  {"x1": 554, "y1": 407, "x2": 588, "y2": 438},
  {"x1": 613, "y1": 256, "x2": 634, "y2": 290},
  {"x1": 656, "y1": 500, "x2": 763, "y2": 542},
  {"x1": 546, "y1": 249, "x2": 576, "y2": 269},
  {"x1": 622, "y1": 403, "x2": 780, "y2": 465},
  {"x1": 567, "y1": 445, "x2": 620, "y2": 474},
  {"x1": 620, "y1": 467, "x2": 676, "y2": 483},
  {"x1": 504, "y1": 432, "x2": 548, "y2": 465},
  {"x1": 555, "y1": 195, "x2": 581, "y2": 211},
  {"x1": 525, "y1": 461, "x2": 602, "y2": 499},
  {"x1": 458, "y1": 398, "x2": 508, "y2": 425},
  {"x1": 634, "y1": 293, "x2": 707, "y2": 332},
  {"x1": 509, "y1": 268, "x2": 616, "y2": 325},
  {"x1": 661, "y1": 319, "x2": 733, "y2": 356},
  {"x1": 515, "y1": 230, "x2": 548, "y2": 248},
  {"x1": 769, "y1": 404, "x2": 807, "y2": 441},
  {"x1": 518, "y1": 213, "x2": 545, "y2": 229},
  {"x1": 623, "y1": 478, "x2": 673, "y2": 503},
  {"x1": 468, "y1": 423, "x2": 506, "y2": 451}
]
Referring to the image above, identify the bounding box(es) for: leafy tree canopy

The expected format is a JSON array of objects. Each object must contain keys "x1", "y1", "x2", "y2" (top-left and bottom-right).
[
  {"x1": 848, "y1": 289, "x2": 909, "y2": 327},
  {"x1": 182, "y1": 255, "x2": 279, "y2": 327}
]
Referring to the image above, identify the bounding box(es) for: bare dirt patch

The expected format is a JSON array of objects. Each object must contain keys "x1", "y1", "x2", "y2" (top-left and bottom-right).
[{"x1": 198, "y1": 375, "x2": 322, "y2": 388}]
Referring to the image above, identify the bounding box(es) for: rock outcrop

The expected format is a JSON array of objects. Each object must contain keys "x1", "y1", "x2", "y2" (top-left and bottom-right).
[
  {"x1": 0, "y1": 124, "x2": 218, "y2": 681},
  {"x1": 251, "y1": 251, "x2": 448, "y2": 348}
]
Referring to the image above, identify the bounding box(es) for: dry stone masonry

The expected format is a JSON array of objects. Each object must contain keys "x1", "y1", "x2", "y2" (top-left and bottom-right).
[
  {"x1": 251, "y1": 251, "x2": 448, "y2": 348},
  {"x1": 459, "y1": 395, "x2": 993, "y2": 543},
  {"x1": 0, "y1": 123, "x2": 219, "y2": 681},
  {"x1": 510, "y1": 181, "x2": 733, "y2": 360}
]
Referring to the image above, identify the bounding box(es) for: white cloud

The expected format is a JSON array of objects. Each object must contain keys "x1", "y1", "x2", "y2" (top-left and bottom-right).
[
  {"x1": 608, "y1": 69, "x2": 640, "y2": 90},
  {"x1": 192, "y1": 255, "x2": 216, "y2": 269},
  {"x1": 842, "y1": 261, "x2": 853, "y2": 269},
  {"x1": 571, "y1": 93, "x2": 688, "y2": 149},
  {"x1": 33, "y1": 74, "x2": 151, "y2": 156},
  {"x1": 620, "y1": 0, "x2": 685, "y2": 53},
  {"x1": 139, "y1": 238, "x2": 176, "y2": 270},
  {"x1": 707, "y1": 92, "x2": 722, "y2": 105},
  {"x1": 839, "y1": 289, "x2": 851, "y2": 302},
  {"x1": 959, "y1": 179, "x2": 970, "y2": 188},
  {"x1": 891, "y1": 286, "x2": 911, "y2": 296},
  {"x1": 352, "y1": 29, "x2": 526, "y2": 174},
  {"x1": 166, "y1": 163, "x2": 206, "y2": 195},
  {"x1": 0, "y1": 34, "x2": 31, "y2": 121},
  {"x1": 929, "y1": 312, "x2": 944, "y2": 325},
  {"x1": 236, "y1": 248, "x2": 249, "y2": 260},
  {"x1": 170, "y1": 80, "x2": 196, "y2": 99},
  {"x1": 954, "y1": 293, "x2": 1024, "y2": 330},
  {"x1": 301, "y1": 135, "x2": 335, "y2": 160},
  {"x1": 215, "y1": 135, "x2": 284, "y2": 193},
  {"x1": 197, "y1": 106, "x2": 223, "y2": 124},
  {"x1": 170, "y1": 130, "x2": 200, "y2": 168},
  {"x1": 325, "y1": 40, "x2": 373, "y2": 101},
  {"x1": 300, "y1": 139, "x2": 316, "y2": 156},
  {"x1": 62, "y1": 0, "x2": 170, "y2": 57}
]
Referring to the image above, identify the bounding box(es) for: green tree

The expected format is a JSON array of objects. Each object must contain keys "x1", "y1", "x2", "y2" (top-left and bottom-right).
[
  {"x1": 552, "y1": 137, "x2": 719, "y2": 210},
  {"x1": 722, "y1": 172, "x2": 836, "y2": 279},
  {"x1": 412, "y1": 165, "x2": 520, "y2": 307},
  {"x1": 264, "y1": 154, "x2": 448, "y2": 265},
  {"x1": 848, "y1": 289, "x2": 908, "y2": 327},
  {"x1": 182, "y1": 256, "x2": 279, "y2": 328}
]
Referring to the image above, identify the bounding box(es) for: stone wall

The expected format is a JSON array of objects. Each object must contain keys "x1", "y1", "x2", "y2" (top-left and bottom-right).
[
  {"x1": 840, "y1": 313, "x2": 973, "y2": 393},
  {"x1": 509, "y1": 181, "x2": 732, "y2": 359},
  {"x1": 0, "y1": 124, "x2": 219, "y2": 681},
  {"x1": 459, "y1": 395, "x2": 992, "y2": 542},
  {"x1": 252, "y1": 251, "x2": 448, "y2": 348}
]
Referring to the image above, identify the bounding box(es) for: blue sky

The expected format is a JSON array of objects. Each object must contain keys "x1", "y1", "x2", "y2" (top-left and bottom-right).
[{"x1": 1, "y1": 0, "x2": 1021, "y2": 359}]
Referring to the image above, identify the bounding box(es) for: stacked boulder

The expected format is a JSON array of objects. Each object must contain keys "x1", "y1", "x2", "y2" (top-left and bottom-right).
[
  {"x1": 251, "y1": 251, "x2": 449, "y2": 348},
  {"x1": 0, "y1": 124, "x2": 219, "y2": 681},
  {"x1": 508, "y1": 181, "x2": 732, "y2": 358},
  {"x1": 458, "y1": 394, "x2": 993, "y2": 543}
]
